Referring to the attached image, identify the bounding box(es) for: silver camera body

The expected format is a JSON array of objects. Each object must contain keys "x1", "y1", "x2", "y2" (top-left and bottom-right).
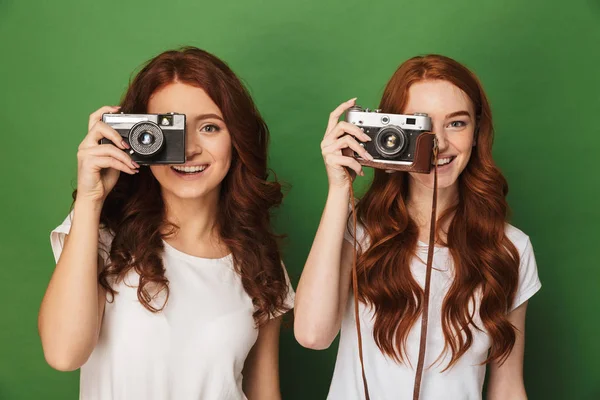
[
  {"x1": 101, "y1": 113, "x2": 186, "y2": 164},
  {"x1": 346, "y1": 106, "x2": 432, "y2": 165}
]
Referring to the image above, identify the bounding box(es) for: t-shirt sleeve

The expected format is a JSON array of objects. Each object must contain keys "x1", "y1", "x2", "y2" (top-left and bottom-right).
[
  {"x1": 511, "y1": 237, "x2": 542, "y2": 311},
  {"x1": 270, "y1": 262, "x2": 296, "y2": 319},
  {"x1": 50, "y1": 212, "x2": 74, "y2": 263},
  {"x1": 50, "y1": 211, "x2": 113, "y2": 266}
]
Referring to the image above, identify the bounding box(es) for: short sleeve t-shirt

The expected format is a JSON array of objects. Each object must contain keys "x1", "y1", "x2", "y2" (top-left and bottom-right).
[
  {"x1": 327, "y1": 220, "x2": 541, "y2": 400},
  {"x1": 50, "y1": 213, "x2": 295, "y2": 400}
]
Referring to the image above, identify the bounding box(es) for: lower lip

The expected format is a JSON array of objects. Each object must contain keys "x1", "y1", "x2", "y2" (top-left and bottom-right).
[
  {"x1": 433, "y1": 157, "x2": 455, "y2": 172},
  {"x1": 170, "y1": 165, "x2": 210, "y2": 180}
]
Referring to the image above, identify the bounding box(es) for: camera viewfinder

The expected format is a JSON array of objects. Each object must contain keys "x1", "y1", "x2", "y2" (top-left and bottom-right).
[{"x1": 160, "y1": 115, "x2": 173, "y2": 126}]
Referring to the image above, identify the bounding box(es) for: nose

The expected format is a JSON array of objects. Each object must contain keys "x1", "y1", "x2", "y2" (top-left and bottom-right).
[
  {"x1": 185, "y1": 129, "x2": 202, "y2": 159},
  {"x1": 433, "y1": 124, "x2": 449, "y2": 154}
]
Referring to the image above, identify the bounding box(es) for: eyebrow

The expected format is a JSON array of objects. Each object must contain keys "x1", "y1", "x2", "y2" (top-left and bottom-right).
[
  {"x1": 193, "y1": 113, "x2": 224, "y2": 122},
  {"x1": 445, "y1": 111, "x2": 472, "y2": 119}
]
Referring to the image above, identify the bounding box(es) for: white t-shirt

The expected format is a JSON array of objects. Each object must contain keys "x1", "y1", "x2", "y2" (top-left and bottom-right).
[
  {"x1": 328, "y1": 221, "x2": 541, "y2": 400},
  {"x1": 50, "y1": 213, "x2": 295, "y2": 400}
]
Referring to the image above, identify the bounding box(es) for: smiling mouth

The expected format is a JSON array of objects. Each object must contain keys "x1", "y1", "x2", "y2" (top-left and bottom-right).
[
  {"x1": 433, "y1": 156, "x2": 455, "y2": 166},
  {"x1": 170, "y1": 164, "x2": 209, "y2": 174}
]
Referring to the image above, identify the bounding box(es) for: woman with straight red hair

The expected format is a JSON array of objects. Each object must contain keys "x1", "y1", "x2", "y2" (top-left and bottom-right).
[
  {"x1": 38, "y1": 47, "x2": 294, "y2": 400},
  {"x1": 295, "y1": 54, "x2": 541, "y2": 399}
]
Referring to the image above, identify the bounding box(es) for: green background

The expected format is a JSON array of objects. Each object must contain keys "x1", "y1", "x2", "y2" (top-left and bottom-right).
[{"x1": 1, "y1": 0, "x2": 598, "y2": 398}]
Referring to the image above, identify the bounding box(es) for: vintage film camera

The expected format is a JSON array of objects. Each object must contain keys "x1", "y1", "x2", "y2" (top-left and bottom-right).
[
  {"x1": 100, "y1": 113, "x2": 186, "y2": 164},
  {"x1": 345, "y1": 105, "x2": 436, "y2": 173}
]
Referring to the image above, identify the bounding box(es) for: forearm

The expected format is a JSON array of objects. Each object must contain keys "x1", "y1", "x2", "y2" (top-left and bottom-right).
[
  {"x1": 243, "y1": 317, "x2": 282, "y2": 400},
  {"x1": 487, "y1": 386, "x2": 527, "y2": 400},
  {"x1": 38, "y1": 198, "x2": 105, "y2": 371},
  {"x1": 294, "y1": 185, "x2": 351, "y2": 349},
  {"x1": 486, "y1": 365, "x2": 527, "y2": 400},
  {"x1": 245, "y1": 383, "x2": 281, "y2": 400}
]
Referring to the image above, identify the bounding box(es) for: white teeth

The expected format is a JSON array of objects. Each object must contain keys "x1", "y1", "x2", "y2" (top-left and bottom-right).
[
  {"x1": 434, "y1": 157, "x2": 453, "y2": 166},
  {"x1": 172, "y1": 165, "x2": 207, "y2": 173}
]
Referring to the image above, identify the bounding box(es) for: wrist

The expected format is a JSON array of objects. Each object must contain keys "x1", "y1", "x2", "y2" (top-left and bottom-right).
[
  {"x1": 73, "y1": 196, "x2": 104, "y2": 217},
  {"x1": 327, "y1": 184, "x2": 352, "y2": 206}
]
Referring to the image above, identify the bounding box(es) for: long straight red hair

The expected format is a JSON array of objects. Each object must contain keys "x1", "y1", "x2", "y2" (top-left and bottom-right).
[{"x1": 354, "y1": 54, "x2": 520, "y2": 368}]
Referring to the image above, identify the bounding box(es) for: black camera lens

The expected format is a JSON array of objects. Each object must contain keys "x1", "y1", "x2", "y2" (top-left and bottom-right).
[
  {"x1": 374, "y1": 126, "x2": 407, "y2": 158},
  {"x1": 139, "y1": 131, "x2": 155, "y2": 146},
  {"x1": 128, "y1": 121, "x2": 165, "y2": 156}
]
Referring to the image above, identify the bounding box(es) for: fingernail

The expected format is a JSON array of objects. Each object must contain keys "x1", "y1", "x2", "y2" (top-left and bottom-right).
[
  {"x1": 360, "y1": 170, "x2": 365, "y2": 176},
  {"x1": 364, "y1": 152, "x2": 374, "y2": 161},
  {"x1": 121, "y1": 140, "x2": 130, "y2": 149},
  {"x1": 114, "y1": 105, "x2": 122, "y2": 109},
  {"x1": 365, "y1": 135, "x2": 372, "y2": 141},
  {"x1": 348, "y1": 97, "x2": 357, "y2": 103},
  {"x1": 132, "y1": 161, "x2": 140, "y2": 168}
]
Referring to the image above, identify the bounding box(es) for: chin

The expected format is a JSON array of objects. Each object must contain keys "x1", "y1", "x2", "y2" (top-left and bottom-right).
[
  {"x1": 411, "y1": 172, "x2": 459, "y2": 190},
  {"x1": 167, "y1": 185, "x2": 218, "y2": 200},
  {"x1": 435, "y1": 178, "x2": 459, "y2": 190}
]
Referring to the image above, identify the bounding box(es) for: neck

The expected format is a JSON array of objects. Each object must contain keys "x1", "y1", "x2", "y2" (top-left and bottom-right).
[
  {"x1": 406, "y1": 175, "x2": 458, "y2": 243},
  {"x1": 162, "y1": 188, "x2": 221, "y2": 243}
]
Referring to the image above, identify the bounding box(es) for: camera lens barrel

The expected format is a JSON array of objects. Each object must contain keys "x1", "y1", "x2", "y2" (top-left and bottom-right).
[
  {"x1": 128, "y1": 121, "x2": 165, "y2": 156},
  {"x1": 374, "y1": 126, "x2": 407, "y2": 158}
]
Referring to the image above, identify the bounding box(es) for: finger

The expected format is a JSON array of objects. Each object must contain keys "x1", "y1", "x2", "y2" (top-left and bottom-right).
[
  {"x1": 331, "y1": 136, "x2": 374, "y2": 161},
  {"x1": 325, "y1": 98, "x2": 357, "y2": 135},
  {"x1": 324, "y1": 154, "x2": 364, "y2": 176},
  {"x1": 81, "y1": 144, "x2": 140, "y2": 170},
  {"x1": 80, "y1": 121, "x2": 128, "y2": 151},
  {"x1": 327, "y1": 121, "x2": 372, "y2": 142},
  {"x1": 88, "y1": 105, "x2": 121, "y2": 131},
  {"x1": 85, "y1": 155, "x2": 138, "y2": 175}
]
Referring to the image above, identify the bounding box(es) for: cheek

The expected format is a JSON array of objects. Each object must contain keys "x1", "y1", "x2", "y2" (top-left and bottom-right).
[
  {"x1": 213, "y1": 136, "x2": 233, "y2": 165},
  {"x1": 458, "y1": 139, "x2": 475, "y2": 162},
  {"x1": 451, "y1": 133, "x2": 475, "y2": 156},
  {"x1": 149, "y1": 165, "x2": 171, "y2": 182}
]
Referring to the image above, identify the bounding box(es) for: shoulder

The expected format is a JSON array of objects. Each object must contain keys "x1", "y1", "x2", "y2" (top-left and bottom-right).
[
  {"x1": 50, "y1": 211, "x2": 114, "y2": 263},
  {"x1": 504, "y1": 223, "x2": 532, "y2": 254},
  {"x1": 504, "y1": 223, "x2": 542, "y2": 310}
]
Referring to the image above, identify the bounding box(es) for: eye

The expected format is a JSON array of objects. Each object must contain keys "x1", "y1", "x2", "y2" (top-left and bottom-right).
[
  {"x1": 447, "y1": 120, "x2": 468, "y2": 128},
  {"x1": 200, "y1": 124, "x2": 221, "y2": 133}
]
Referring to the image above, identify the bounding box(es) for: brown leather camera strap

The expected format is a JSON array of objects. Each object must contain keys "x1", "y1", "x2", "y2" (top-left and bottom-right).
[
  {"x1": 347, "y1": 140, "x2": 439, "y2": 400},
  {"x1": 349, "y1": 199, "x2": 370, "y2": 399},
  {"x1": 412, "y1": 142, "x2": 438, "y2": 399}
]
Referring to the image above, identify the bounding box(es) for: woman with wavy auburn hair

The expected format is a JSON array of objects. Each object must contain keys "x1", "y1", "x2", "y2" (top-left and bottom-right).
[
  {"x1": 38, "y1": 47, "x2": 294, "y2": 400},
  {"x1": 295, "y1": 54, "x2": 541, "y2": 399}
]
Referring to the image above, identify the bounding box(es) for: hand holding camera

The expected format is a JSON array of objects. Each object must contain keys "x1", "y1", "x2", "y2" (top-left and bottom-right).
[
  {"x1": 76, "y1": 106, "x2": 140, "y2": 203},
  {"x1": 321, "y1": 98, "x2": 436, "y2": 191},
  {"x1": 320, "y1": 98, "x2": 374, "y2": 189}
]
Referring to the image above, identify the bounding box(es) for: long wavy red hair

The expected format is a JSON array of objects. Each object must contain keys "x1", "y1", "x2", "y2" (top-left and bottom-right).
[
  {"x1": 353, "y1": 54, "x2": 520, "y2": 368},
  {"x1": 75, "y1": 47, "x2": 290, "y2": 324}
]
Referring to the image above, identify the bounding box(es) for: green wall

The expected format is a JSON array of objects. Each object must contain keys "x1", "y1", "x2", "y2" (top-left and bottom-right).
[{"x1": 1, "y1": 0, "x2": 598, "y2": 398}]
